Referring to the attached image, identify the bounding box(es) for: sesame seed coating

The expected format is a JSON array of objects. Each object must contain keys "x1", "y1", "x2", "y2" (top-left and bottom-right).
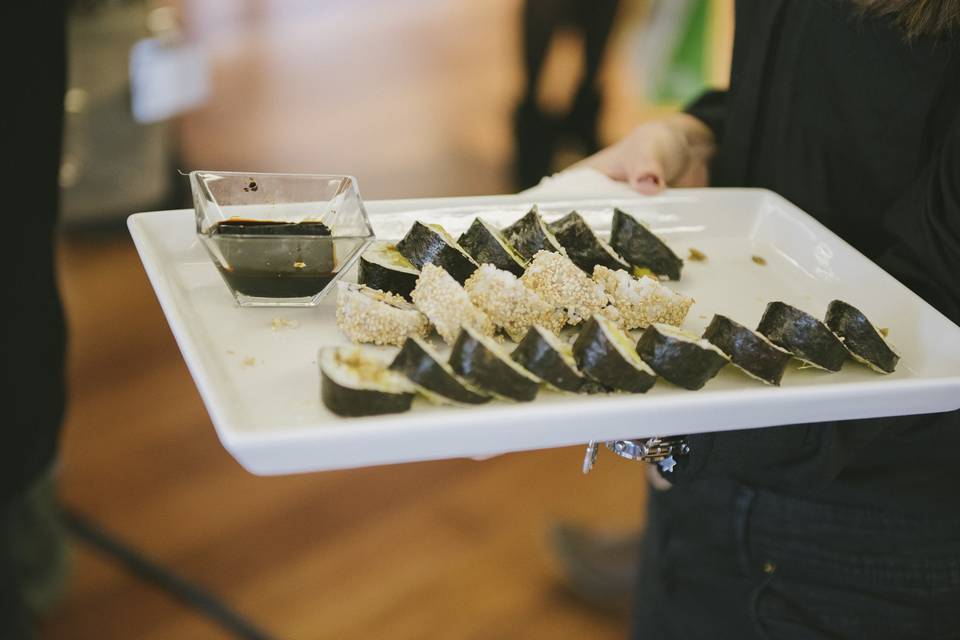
[
  {"x1": 593, "y1": 265, "x2": 693, "y2": 330},
  {"x1": 336, "y1": 283, "x2": 430, "y2": 346},
  {"x1": 412, "y1": 264, "x2": 495, "y2": 344},
  {"x1": 520, "y1": 251, "x2": 609, "y2": 326},
  {"x1": 464, "y1": 264, "x2": 564, "y2": 341}
]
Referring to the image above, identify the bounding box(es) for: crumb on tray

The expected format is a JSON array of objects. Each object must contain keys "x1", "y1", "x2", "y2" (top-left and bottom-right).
[{"x1": 271, "y1": 317, "x2": 300, "y2": 331}]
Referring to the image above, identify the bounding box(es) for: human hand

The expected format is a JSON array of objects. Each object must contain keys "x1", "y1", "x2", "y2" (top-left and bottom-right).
[{"x1": 575, "y1": 113, "x2": 716, "y2": 194}]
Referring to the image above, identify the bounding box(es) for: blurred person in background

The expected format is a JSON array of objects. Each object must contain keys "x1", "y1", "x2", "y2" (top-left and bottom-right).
[
  {"x1": 514, "y1": 0, "x2": 621, "y2": 189},
  {"x1": 2, "y1": 2, "x2": 71, "y2": 638},
  {"x1": 563, "y1": 0, "x2": 960, "y2": 636}
]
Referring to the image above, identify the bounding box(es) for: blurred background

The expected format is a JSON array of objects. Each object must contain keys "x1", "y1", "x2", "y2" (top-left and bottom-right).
[{"x1": 50, "y1": 1, "x2": 731, "y2": 637}]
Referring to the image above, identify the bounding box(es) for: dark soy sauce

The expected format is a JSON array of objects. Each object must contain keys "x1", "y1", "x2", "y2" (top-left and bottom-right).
[
  {"x1": 211, "y1": 218, "x2": 342, "y2": 298},
  {"x1": 215, "y1": 219, "x2": 332, "y2": 236}
]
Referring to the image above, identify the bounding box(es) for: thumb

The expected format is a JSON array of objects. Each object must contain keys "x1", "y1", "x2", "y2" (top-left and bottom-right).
[{"x1": 627, "y1": 159, "x2": 666, "y2": 195}]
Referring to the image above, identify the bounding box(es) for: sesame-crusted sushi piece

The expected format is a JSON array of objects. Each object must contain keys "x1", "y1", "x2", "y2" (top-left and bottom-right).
[
  {"x1": 520, "y1": 250, "x2": 609, "y2": 326},
  {"x1": 464, "y1": 264, "x2": 565, "y2": 341},
  {"x1": 336, "y1": 283, "x2": 430, "y2": 347},
  {"x1": 592, "y1": 265, "x2": 693, "y2": 330},
  {"x1": 411, "y1": 264, "x2": 495, "y2": 345}
]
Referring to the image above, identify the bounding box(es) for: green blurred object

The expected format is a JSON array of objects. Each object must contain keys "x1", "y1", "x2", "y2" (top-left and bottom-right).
[{"x1": 639, "y1": 0, "x2": 711, "y2": 105}]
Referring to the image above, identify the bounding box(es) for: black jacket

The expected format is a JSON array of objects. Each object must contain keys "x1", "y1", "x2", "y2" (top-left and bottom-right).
[{"x1": 678, "y1": 0, "x2": 960, "y2": 512}]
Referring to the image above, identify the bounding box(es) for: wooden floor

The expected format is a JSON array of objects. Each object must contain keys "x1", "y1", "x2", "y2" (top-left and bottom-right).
[{"x1": 38, "y1": 1, "x2": 674, "y2": 638}]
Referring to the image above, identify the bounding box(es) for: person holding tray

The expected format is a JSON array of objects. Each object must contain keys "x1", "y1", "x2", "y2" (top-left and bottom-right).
[
  {"x1": 2, "y1": 3, "x2": 71, "y2": 639},
  {"x1": 569, "y1": 0, "x2": 960, "y2": 636}
]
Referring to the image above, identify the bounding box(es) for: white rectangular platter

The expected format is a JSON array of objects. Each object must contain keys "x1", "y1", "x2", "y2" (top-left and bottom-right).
[{"x1": 128, "y1": 188, "x2": 960, "y2": 475}]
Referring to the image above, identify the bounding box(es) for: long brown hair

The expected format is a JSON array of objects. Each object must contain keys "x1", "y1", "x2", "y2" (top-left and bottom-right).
[{"x1": 853, "y1": 0, "x2": 960, "y2": 38}]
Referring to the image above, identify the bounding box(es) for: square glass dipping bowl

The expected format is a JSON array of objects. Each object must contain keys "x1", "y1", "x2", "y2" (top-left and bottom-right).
[{"x1": 191, "y1": 171, "x2": 374, "y2": 307}]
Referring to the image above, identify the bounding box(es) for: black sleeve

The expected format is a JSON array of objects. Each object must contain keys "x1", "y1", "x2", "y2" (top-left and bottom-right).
[
  {"x1": 684, "y1": 89, "x2": 727, "y2": 143},
  {"x1": 877, "y1": 118, "x2": 960, "y2": 326},
  {"x1": 666, "y1": 116, "x2": 960, "y2": 491}
]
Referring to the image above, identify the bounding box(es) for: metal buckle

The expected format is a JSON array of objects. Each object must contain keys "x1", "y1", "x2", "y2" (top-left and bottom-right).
[
  {"x1": 583, "y1": 437, "x2": 688, "y2": 474},
  {"x1": 605, "y1": 437, "x2": 673, "y2": 462}
]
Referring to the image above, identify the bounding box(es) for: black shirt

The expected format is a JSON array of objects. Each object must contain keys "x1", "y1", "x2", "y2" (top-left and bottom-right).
[
  {"x1": 679, "y1": 0, "x2": 960, "y2": 513},
  {"x1": 3, "y1": 4, "x2": 68, "y2": 505}
]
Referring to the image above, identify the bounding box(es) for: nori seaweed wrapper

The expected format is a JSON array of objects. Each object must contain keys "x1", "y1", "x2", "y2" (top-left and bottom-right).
[
  {"x1": 449, "y1": 327, "x2": 542, "y2": 402},
  {"x1": 511, "y1": 326, "x2": 586, "y2": 393},
  {"x1": 825, "y1": 300, "x2": 899, "y2": 374},
  {"x1": 548, "y1": 211, "x2": 629, "y2": 274},
  {"x1": 635, "y1": 324, "x2": 728, "y2": 390},
  {"x1": 396, "y1": 221, "x2": 478, "y2": 284},
  {"x1": 458, "y1": 218, "x2": 527, "y2": 276},
  {"x1": 609, "y1": 208, "x2": 683, "y2": 280},
  {"x1": 320, "y1": 348, "x2": 415, "y2": 417},
  {"x1": 390, "y1": 337, "x2": 492, "y2": 404},
  {"x1": 501, "y1": 206, "x2": 566, "y2": 261},
  {"x1": 703, "y1": 314, "x2": 791, "y2": 385},
  {"x1": 358, "y1": 241, "x2": 420, "y2": 300},
  {"x1": 757, "y1": 301, "x2": 848, "y2": 372},
  {"x1": 572, "y1": 316, "x2": 656, "y2": 393}
]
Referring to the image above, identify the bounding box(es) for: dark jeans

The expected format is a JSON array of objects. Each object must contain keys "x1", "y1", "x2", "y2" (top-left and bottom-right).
[
  {"x1": 633, "y1": 479, "x2": 960, "y2": 639},
  {"x1": 1, "y1": 470, "x2": 70, "y2": 640},
  {"x1": 1, "y1": 502, "x2": 35, "y2": 640}
]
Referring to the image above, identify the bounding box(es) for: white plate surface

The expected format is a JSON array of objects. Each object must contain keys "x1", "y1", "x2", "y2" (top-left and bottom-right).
[{"x1": 128, "y1": 189, "x2": 960, "y2": 475}]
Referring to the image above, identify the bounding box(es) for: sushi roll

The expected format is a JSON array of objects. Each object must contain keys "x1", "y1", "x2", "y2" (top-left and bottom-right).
[
  {"x1": 548, "y1": 211, "x2": 630, "y2": 274},
  {"x1": 457, "y1": 218, "x2": 527, "y2": 277},
  {"x1": 464, "y1": 264, "x2": 566, "y2": 341},
  {"x1": 336, "y1": 283, "x2": 430, "y2": 347},
  {"x1": 521, "y1": 250, "x2": 610, "y2": 326},
  {"x1": 572, "y1": 314, "x2": 657, "y2": 393},
  {"x1": 636, "y1": 323, "x2": 729, "y2": 390},
  {"x1": 320, "y1": 346, "x2": 415, "y2": 417},
  {"x1": 825, "y1": 300, "x2": 899, "y2": 374},
  {"x1": 411, "y1": 264, "x2": 495, "y2": 345},
  {"x1": 593, "y1": 265, "x2": 693, "y2": 330},
  {"x1": 390, "y1": 336, "x2": 491, "y2": 405},
  {"x1": 702, "y1": 314, "x2": 792, "y2": 385},
  {"x1": 609, "y1": 209, "x2": 684, "y2": 281},
  {"x1": 358, "y1": 241, "x2": 420, "y2": 300},
  {"x1": 396, "y1": 221, "x2": 478, "y2": 284},
  {"x1": 449, "y1": 326, "x2": 542, "y2": 402},
  {"x1": 511, "y1": 325, "x2": 587, "y2": 393},
  {"x1": 757, "y1": 301, "x2": 848, "y2": 372},
  {"x1": 501, "y1": 205, "x2": 566, "y2": 261}
]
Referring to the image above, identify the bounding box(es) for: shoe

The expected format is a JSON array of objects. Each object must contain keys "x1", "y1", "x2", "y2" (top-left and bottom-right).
[
  {"x1": 548, "y1": 522, "x2": 641, "y2": 614},
  {"x1": 513, "y1": 98, "x2": 556, "y2": 190}
]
